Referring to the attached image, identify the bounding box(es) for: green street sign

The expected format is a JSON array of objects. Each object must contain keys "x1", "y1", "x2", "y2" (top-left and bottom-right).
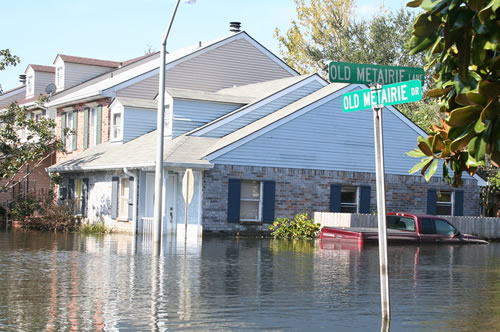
[
  {"x1": 342, "y1": 79, "x2": 422, "y2": 112},
  {"x1": 329, "y1": 61, "x2": 425, "y2": 85}
]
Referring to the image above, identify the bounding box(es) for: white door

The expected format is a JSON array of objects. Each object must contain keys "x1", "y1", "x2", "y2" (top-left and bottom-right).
[{"x1": 163, "y1": 173, "x2": 178, "y2": 234}]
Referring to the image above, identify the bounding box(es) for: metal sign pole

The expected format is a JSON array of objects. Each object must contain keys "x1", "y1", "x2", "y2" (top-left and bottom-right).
[{"x1": 371, "y1": 84, "x2": 391, "y2": 322}]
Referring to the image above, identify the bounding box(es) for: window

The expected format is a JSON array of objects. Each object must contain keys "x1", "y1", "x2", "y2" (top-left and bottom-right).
[
  {"x1": 26, "y1": 75, "x2": 34, "y2": 95},
  {"x1": 119, "y1": 178, "x2": 130, "y2": 219},
  {"x1": 112, "y1": 112, "x2": 122, "y2": 140},
  {"x1": 436, "y1": 191, "x2": 453, "y2": 215},
  {"x1": 330, "y1": 184, "x2": 371, "y2": 213},
  {"x1": 435, "y1": 219, "x2": 456, "y2": 236},
  {"x1": 56, "y1": 66, "x2": 63, "y2": 88},
  {"x1": 89, "y1": 107, "x2": 97, "y2": 147},
  {"x1": 428, "y1": 189, "x2": 463, "y2": 216},
  {"x1": 63, "y1": 111, "x2": 76, "y2": 151},
  {"x1": 387, "y1": 216, "x2": 416, "y2": 232},
  {"x1": 240, "y1": 180, "x2": 262, "y2": 221},
  {"x1": 340, "y1": 186, "x2": 358, "y2": 213},
  {"x1": 227, "y1": 179, "x2": 275, "y2": 223}
]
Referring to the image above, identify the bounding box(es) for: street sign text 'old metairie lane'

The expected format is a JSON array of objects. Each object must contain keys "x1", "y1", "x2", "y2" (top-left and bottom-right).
[{"x1": 329, "y1": 61, "x2": 425, "y2": 85}]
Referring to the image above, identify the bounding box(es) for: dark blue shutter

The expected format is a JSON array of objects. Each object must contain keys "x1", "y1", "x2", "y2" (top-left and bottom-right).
[
  {"x1": 454, "y1": 190, "x2": 464, "y2": 216},
  {"x1": 359, "y1": 185, "x2": 371, "y2": 214},
  {"x1": 330, "y1": 184, "x2": 341, "y2": 212},
  {"x1": 227, "y1": 179, "x2": 241, "y2": 223},
  {"x1": 262, "y1": 181, "x2": 276, "y2": 223},
  {"x1": 68, "y1": 179, "x2": 75, "y2": 200},
  {"x1": 82, "y1": 178, "x2": 89, "y2": 218},
  {"x1": 111, "y1": 177, "x2": 119, "y2": 219},
  {"x1": 128, "y1": 176, "x2": 134, "y2": 221},
  {"x1": 427, "y1": 189, "x2": 437, "y2": 215},
  {"x1": 72, "y1": 110, "x2": 78, "y2": 151}
]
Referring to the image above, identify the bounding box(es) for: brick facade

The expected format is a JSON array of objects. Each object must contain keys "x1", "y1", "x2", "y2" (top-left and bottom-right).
[
  {"x1": 55, "y1": 97, "x2": 112, "y2": 163},
  {"x1": 201, "y1": 164, "x2": 481, "y2": 233}
]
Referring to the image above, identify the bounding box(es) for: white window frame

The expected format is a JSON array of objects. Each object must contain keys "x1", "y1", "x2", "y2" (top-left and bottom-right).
[
  {"x1": 111, "y1": 111, "x2": 122, "y2": 141},
  {"x1": 436, "y1": 190, "x2": 454, "y2": 216},
  {"x1": 240, "y1": 180, "x2": 263, "y2": 222},
  {"x1": 26, "y1": 75, "x2": 34, "y2": 95},
  {"x1": 56, "y1": 66, "x2": 64, "y2": 88},
  {"x1": 340, "y1": 186, "x2": 359, "y2": 213},
  {"x1": 89, "y1": 107, "x2": 97, "y2": 147},
  {"x1": 65, "y1": 111, "x2": 74, "y2": 151}
]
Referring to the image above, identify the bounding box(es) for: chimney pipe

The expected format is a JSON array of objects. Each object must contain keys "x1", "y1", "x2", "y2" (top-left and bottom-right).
[
  {"x1": 19, "y1": 74, "x2": 26, "y2": 85},
  {"x1": 230, "y1": 22, "x2": 241, "y2": 34}
]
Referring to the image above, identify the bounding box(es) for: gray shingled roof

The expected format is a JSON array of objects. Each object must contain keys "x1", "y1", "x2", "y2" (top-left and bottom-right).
[
  {"x1": 114, "y1": 97, "x2": 157, "y2": 109},
  {"x1": 217, "y1": 75, "x2": 311, "y2": 99},
  {"x1": 165, "y1": 88, "x2": 255, "y2": 104},
  {"x1": 48, "y1": 131, "x2": 218, "y2": 172}
]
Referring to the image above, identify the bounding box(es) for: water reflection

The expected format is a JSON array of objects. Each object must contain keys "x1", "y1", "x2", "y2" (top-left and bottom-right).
[{"x1": 0, "y1": 229, "x2": 499, "y2": 331}]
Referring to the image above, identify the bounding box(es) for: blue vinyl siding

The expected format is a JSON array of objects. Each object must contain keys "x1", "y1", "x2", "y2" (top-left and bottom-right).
[
  {"x1": 172, "y1": 99, "x2": 243, "y2": 138},
  {"x1": 212, "y1": 88, "x2": 448, "y2": 177},
  {"x1": 203, "y1": 81, "x2": 324, "y2": 138},
  {"x1": 123, "y1": 108, "x2": 156, "y2": 143}
]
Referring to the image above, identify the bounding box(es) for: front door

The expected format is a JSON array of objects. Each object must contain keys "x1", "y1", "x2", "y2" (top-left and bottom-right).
[
  {"x1": 145, "y1": 173, "x2": 155, "y2": 217},
  {"x1": 163, "y1": 173, "x2": 178, "y2": 234}
]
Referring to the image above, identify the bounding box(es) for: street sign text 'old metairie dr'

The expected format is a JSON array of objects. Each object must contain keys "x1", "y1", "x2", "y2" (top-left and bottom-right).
[{"x1": 342, "y1": 79, "x2": 422, "y2": 112}]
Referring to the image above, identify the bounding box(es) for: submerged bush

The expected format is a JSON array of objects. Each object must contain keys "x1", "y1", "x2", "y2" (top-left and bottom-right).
[
  {"x1": 269, "y1": 213, "x2": 320, "y2": 239},
  {"x1": 79, "y1": 221, "x2": 113, "y2": 235},
  {"x1": 11, "y1": 193, "x2": 78, "y2": 232}
]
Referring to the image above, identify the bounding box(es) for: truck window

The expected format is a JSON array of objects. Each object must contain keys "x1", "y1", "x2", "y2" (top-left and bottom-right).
[
  {"x1": 435, "y1": 219, "x2": 456, "y2": 236},
  {"x1": 419, "y1": 218, "x2": 436, "y2": 234},
  {"x1": 386, "y1": 216, "x2": 416, "y2": 231}
]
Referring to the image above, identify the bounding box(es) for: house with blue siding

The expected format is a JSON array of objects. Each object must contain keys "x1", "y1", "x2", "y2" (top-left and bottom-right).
[{"x1": 46, "y1": 28, "x2": 485, "y2": 235}]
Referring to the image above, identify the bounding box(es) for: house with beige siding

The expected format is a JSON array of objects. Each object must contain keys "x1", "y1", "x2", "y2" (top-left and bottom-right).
[{"x1": 45, "y1": 29, "x2": 485, "y2": 236}]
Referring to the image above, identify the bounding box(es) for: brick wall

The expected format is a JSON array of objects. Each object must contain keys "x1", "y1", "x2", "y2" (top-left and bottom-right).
[
  {"x1": 55, "y1": 97, "x2": 111, "y2": 163},
  {"x1": 202, "y1": 164, "x2": 481, "y2": 233}
]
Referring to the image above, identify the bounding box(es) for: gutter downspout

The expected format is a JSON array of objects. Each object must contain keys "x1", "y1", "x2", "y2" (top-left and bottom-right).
[{"x1": 123, "y1": 167, "x2": 138, "y2": 234}]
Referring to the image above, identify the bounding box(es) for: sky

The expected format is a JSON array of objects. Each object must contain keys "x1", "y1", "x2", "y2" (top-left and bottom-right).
[{"x1": 1, "y1": 0, "x2": 416, "y2": 92}]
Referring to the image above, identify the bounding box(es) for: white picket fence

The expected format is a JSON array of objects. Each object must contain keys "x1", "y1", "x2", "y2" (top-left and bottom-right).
[{"x1": 314, "y1": 212, "x2": 500, "y2": 240}]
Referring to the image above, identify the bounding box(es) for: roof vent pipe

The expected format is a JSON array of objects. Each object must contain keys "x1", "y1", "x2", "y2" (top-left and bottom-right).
[
  {"x1": 230, "y1": 22, "x2": 241, "y2": 34},
  {"x1": 19, "y1": 74, "x2": 26, "y2": 85}
]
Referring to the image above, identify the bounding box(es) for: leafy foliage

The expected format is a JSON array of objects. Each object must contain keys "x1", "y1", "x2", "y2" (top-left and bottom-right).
[
  {"x1": 269, "y1": 213, "x2": 320, "y2": 239},
  {"x1": 0, "y1": 103, "x2": 66, "y2": 192},
  {"x1": 11, "y1": 193, "x2": 79, "y2": 232},
  {"x1": 406, "y1": 0, "x2": 500, "y2": 186},
  {"x1": 0, "y1": 49, "x2": 20, "y2": 71},
  {"x1": 79, "y1": 220, "x2": 113, "y2": 235}
]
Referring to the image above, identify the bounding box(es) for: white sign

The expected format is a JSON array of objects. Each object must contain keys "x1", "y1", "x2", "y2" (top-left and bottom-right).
[{"x1": 182, "y1": 168, "x2": 194, "y2": 204}]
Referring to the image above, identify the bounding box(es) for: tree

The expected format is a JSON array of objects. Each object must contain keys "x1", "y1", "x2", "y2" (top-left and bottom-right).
[
  {"x1": 0, "y1": 102, "x2": 65, "y2": 192},
  {"x1": 275, "y1": 0, "x2": 425, "y2": 75},
  {"x1": 275, "y1": 0, "x2": 440, "y2": 130},
  {"x1": 406, "y1": 0, "x2": 500, "y2": 187},
  {"x1": 0, "y1": 50, "x2": 66, "y2": 193}
]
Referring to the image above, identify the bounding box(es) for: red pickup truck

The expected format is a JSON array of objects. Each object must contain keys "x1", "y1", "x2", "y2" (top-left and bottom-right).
[{"x1": 319, "y1": 212, "x2": 488, "y2": 245}]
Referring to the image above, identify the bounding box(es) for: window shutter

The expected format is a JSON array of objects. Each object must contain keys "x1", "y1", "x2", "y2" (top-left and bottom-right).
[
  {"x1": 454, "y1": 190, "x2": 464, "y2": 216},
  {"x1": 83, "y1": 108, "x2": 89, "y2": 149},
  {"x1": 427, "y1": 189, "x2": 437, "y2": 215},
  {"x1": 330, "y1": 184, "x2": 341, "y2": 212},
  {"x1": 82, "y1": 178, "x2": 89, "y2": 218},
  {"x1": 61, "y1": 112, "x2": 66, "y2": 138},
  {"x1": 111, "y1": 177, "x2": 119, "y2": 219},
  {"x1": 72, "y1": 110, "x2": 78, "y2": 151},
  {"x1": 96, "y1": 105, "x2": 102, "y2": 145},
  {"x1": 262, "y1": 181, "x2": 276, "y2": 223},
  {"x1": 68, "y1": 178, "x2": 75, "y2": 200},
  {"x1": 359, "y1": 185, "x2": 371, "y2": 214},
  {"x1": 227, "y1": 179, "x2": 241, "y2": 223},
  {"x1": 128, "y1": 176, "x2": 134, "y2": 221}
]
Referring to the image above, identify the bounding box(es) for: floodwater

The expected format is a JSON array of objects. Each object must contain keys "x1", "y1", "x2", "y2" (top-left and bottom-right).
[{"x1": 0, "y1": 229, "x2": 499, "y2": 331}]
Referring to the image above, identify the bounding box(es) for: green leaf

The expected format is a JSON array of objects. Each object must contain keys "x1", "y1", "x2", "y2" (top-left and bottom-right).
[
  {"x1": 409, "y1": 156, "x2": 433, "y2": 174},
  {"x1": 474, "y1": 116, "x2": 487, "y2": 133},
  {"x1": 424, "y1": 159, "x2": 439, "y2": 181},
  {"x1": 447, "y1": 105, "x2": 482, "y2": 127},
  {"x1": 407, "y1": 149, "x2": 428, "y2": 158}
]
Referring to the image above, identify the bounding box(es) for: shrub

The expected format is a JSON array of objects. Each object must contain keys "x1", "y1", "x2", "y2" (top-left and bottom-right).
[
  {"x1": 269, "y1": 213, "x2": 321, "y2": 239},
  {"x1": 11, "y1": 193, "x2": 78, "y2": 232},
  {"x1": 79, "y1": 220, "x2": 113, "y2": 235}
]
